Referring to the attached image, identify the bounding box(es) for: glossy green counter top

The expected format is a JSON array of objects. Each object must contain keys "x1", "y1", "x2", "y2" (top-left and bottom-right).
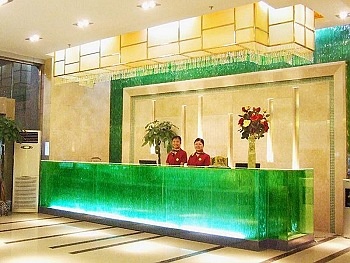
[{"x1": 39, "y1": 161, "x2": 313, "y2": 243}]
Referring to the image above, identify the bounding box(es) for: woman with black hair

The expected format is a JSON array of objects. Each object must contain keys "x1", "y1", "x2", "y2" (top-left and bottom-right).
[{"x1": 187, "y1": 138, "x2": 211, "y2": 166}]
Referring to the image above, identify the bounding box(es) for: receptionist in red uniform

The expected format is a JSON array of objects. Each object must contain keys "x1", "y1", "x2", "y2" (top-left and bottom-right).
[
  {"x1": 187, "y1": 138, "x2": 211, "y2": 166},
  {"x1": 166, "y1": 136, "x2": 188, "y2": 165}
]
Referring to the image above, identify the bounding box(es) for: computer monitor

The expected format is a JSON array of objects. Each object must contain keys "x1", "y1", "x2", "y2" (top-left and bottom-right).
[
  {"x1": 139, "y1": 160, "x2": 157, "y2": 165},
  {"x1": 235, "y1": 162, "x2": 260, "y2": 168}
]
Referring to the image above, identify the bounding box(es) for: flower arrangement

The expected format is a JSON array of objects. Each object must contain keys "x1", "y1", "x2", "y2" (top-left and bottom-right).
[{"x1": 238, "y1": 106, "x2": 269, "y2": 140}]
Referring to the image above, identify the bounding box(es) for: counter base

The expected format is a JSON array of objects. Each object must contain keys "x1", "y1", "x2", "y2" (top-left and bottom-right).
[{"x1": 39, "y1": 207, "x2": 314, "y2": 251}]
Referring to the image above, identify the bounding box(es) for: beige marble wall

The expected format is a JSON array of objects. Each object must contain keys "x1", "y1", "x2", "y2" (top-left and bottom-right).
[
  {"x1": 123, "y1": 62, "x2": 347, "y2": 234},
  {"x1": 49, "y1": 81, "x2": 110, "y2": 162}
]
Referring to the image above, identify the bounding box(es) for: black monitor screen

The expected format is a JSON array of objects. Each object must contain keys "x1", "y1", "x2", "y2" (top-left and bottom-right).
[
  {"x1": 235, "y1": 163, "x2": 260, "y2": 168},
  {"x1": 139, "y1": 160, "x2": 157, "y2": 165}
]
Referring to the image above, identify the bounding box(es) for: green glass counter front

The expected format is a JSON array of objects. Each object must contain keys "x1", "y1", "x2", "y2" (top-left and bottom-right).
[{"x1": 39, "y1": 161, "x2": 313, "y2": 243}]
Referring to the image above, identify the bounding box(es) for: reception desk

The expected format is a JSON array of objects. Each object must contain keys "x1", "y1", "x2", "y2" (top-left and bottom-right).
[{"x1": 39, "y1": 161, "x2": 314, "y2": 250}]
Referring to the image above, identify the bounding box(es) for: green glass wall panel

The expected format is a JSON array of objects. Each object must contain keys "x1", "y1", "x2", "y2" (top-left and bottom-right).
[
  {"x1": 109, "y1": 83, "x2": 123, "y2": 162},
  {"x1": 40, "y1": 161, "x2": 313, "y2": 242},
  {"x1": 315, "y1": 25, "x2": 350, "y2": 150}
]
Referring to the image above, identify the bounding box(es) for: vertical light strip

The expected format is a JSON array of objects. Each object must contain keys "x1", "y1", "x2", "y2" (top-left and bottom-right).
[
  {"x1": 329, "y1": 80, "x2": 335, "y2": 233},
  {"x1": 181, "y1": 105, "x2": 187, "y2": 147},
  {"x1": 228, "y1": 113, "x2": 234, "y2": 167},
  {"x1": 267, "y1": 98, "x2": 274, "y2": 162},
  {"x1": 198, "y1": 95, "x2": 203, "y2": 138},
  {"x1": 150, "y1": 100, "x2": 156, "y2": 154},
  {"x1": 292, "y1": 87, "x2": 300, "y2": 169},
  {"x1": 152, "y1": 100, "x2": 156, "y2": 121}
]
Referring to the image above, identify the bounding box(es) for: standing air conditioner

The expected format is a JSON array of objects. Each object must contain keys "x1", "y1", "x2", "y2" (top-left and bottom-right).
[{"x1": 12, "y1": 130, "x2": 41, "y2": 212}]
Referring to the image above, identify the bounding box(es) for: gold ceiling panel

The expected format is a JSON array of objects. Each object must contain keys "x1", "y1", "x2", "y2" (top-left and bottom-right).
[
  {"x1": 269, "y1": 6, "x2": 294, "y2": 25},
  {"x1": 269, "y1": 22, "x2": 294, "y2": 46},
  {"x1": 148, "y1": 42, "x2": 179, "y2": 59},
  {"x1": 182, "y1": 50, "x2": 212, "y2": 58},
  {"x1": 148, "y1": 21, "x2": 179, "y2": 47},
  {"x1": 101, "y1": 36, "x2": 120, "y2": 57},
  {"x1": 52, "y1": 1, "x2": 316, "y2": 80},
  {"x1": 126, "y1": 60, "x2": 158, "y2": 68},
  {"x1": 152, "y1": 54, "x2": 188, "y2": 63},
  {"x1": 235, "y1": 4, "x2": 255, "y2": 29},
  {"x1": 180, "y1": 38, "x2": 202, "y2": 54},
  {"x1": 121, "y1": 30, "x2": 147, "y2": 47},
  {"x1": 100, "y1": 54, "x2": 120, "y2": 68},
  {"x1": 294, "y1": 4, "x2": 305, "y2": 25},
  {"x1": 202, "y1": 24, "x2": 235, "y2": 49},
  {"x1": 305, "y1": 7, "x2": 315, "y2": 29},
  {"x1": 294, "y1": 23, "x2": 305, "y2": 46},
  {"x1": 80, "y1": 53, "x2": 100, "y2": 71},
  {"x1": 179, "y1": 17, "x2": 202, "y2": 41},
  {"x1": 65, "y1": 62, "x2": 79, "y2": 74},
  {"x1": 80, "y1": 41, "x2": 100, "y2": 56},
  {"x1": 121, "y1": 42, "x2": 148, "y2": 64},
  {"x1": 202, "y1": 8, "x2": 234, "y2": 29},
  {"x1": 65, "y1": 46, "x2": 80, "y2": 64},
  {"x1": 54, "y1": 50, "x2": 65, "y2": 62},
  {"x1": 54, "y1": 61, "x2": 64, "y2": 76},
  {"x1": 255, "y1": 2, "x2": 269, "y2": 32},
  {"x1": 205, "y1": 45, "x2": 245, "y2": 54},
  {"x1": 305, "y1": 28, "x2": 315, "y2": 50}
]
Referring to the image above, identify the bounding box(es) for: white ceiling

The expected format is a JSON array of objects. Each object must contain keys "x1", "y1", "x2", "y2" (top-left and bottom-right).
[{"x1": 0, "y1": 0, "x2": 349, "y2": 63}]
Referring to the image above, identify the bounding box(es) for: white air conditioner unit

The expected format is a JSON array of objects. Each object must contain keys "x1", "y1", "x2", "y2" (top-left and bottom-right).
[{"x1": 12, "y1": 130, "x2": 41, "y2": 212}]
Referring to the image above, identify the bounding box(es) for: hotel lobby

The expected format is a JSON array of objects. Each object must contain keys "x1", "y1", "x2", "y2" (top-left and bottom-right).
[{"x1": 1, "y1": 0, "x2": 350, "y2": 262}]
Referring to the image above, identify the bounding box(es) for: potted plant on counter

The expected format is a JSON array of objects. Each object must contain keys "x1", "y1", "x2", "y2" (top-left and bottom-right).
[{"x1": 142, "y1": 120, "x2": 178, "y2": 164}]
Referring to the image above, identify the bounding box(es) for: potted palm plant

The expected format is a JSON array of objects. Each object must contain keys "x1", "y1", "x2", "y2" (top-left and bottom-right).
[
  {"x1": 0, "y1": 115, "x2": 23, "y2": 205},
  {"x1": 142, "y1": 120, "x2": 178, "y2": 164}
]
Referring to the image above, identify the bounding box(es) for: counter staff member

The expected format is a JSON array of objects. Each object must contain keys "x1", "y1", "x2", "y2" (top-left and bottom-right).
[
  {"x1": 187, "y1": 138, "x2": 211, "y2": 166},
  {"x1": 166, "y1": 135, "x2": 188, "y2": 165}
]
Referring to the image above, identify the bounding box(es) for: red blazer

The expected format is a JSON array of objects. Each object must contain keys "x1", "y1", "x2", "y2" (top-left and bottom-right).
[
  {"x1": 166, "y1": 149, "x2": 187, "y2": 165},
  {"x1": 187, "y1": 152, "x2": 211, "y2": 166}
]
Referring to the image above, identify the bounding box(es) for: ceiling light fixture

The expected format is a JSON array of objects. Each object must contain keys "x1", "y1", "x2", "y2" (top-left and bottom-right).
[
  {"x1": 336, "y1": 11, "x2": 350, "y2": 19},
  {"x1": 137, "y1": 0, "x2": 160, "y2": 10},
  {"x1": 0, "y1": 0, "x2": 13, "y2": 6},
  {"x1": 73, "y1": 19, "x2": 93, "y2": 28},
  {"x1": 25, "y1": 34, "x2": 42, "y2": 42}
]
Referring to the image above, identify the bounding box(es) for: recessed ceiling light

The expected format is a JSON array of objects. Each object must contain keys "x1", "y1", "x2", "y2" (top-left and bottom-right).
[
  {"x1": 73, "y1": 19, "x2": 93, "y2": 28},
  {"x1": 0, "y1": 0, "x2": 13, "y2": 6},
  {"x1": 336, "y1": 11, "x2": 350, "y2": 19},
  {"x1": 137, "y1": 0, "x2": 160, "y2": 10},
  {"x1": 25, "y1": 34, "x2": 42, "y2": 42}
]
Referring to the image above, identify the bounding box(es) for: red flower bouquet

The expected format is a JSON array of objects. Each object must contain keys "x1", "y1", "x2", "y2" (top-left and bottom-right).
[{"x1": 238, "y1": 106, "x2": 269, "y2": 139}]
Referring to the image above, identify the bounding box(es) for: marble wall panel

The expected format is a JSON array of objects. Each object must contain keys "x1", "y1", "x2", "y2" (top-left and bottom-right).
[{"x1": 50, "y1": 81, "x2": 110, "y2": 162}]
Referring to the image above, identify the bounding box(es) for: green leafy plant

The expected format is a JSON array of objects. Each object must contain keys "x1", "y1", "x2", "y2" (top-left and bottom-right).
[
  {"x1": 0, "y1": 115, "x2": 23, "y2": 143},
  {"x1": 142, "y1": 120, "x2": 178, "y2": 164},
  {"x1": 238, "y1": 106, "x2": 270, "y2": 139},
  {"x1": 0, "y1": 115, "x2": 23, "y2": 202}
]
